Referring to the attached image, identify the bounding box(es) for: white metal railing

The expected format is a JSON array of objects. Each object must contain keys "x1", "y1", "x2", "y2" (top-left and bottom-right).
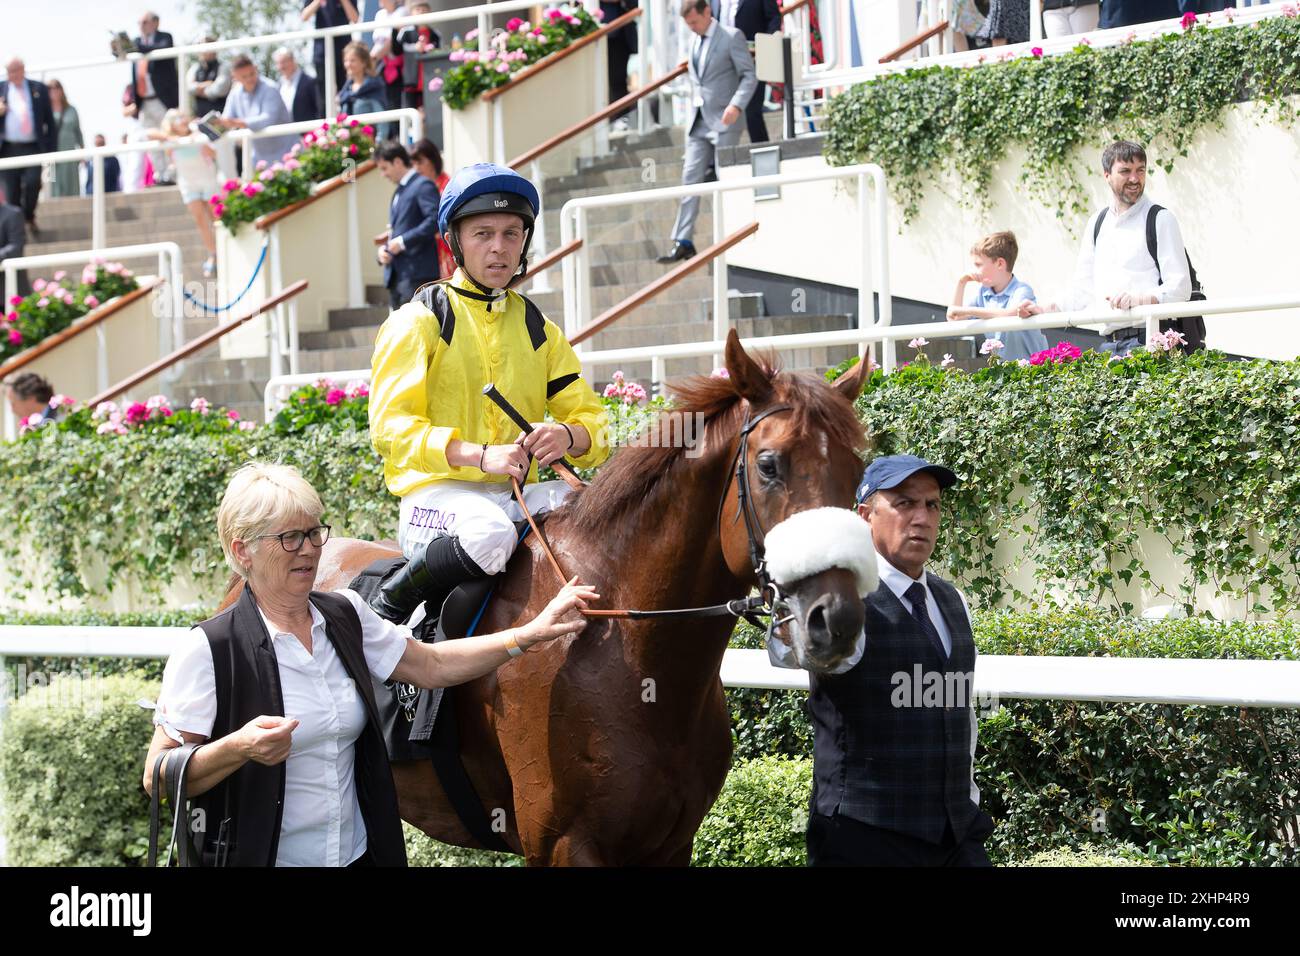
[
  {"x1": 559, "y1": 164, "x2": 890, "y2": 362},
  {"x1": 30, "y1": 1, "x2": 545, "y2": 115},
  {"x1": 0, "y1": 107, "x2": 421, "y2": 252},
  {"x1": 1, "y1": 242, "x2": 184, "y2": 442},
  {"x1": 573, "y1": 293, "x2": 1300, "y2": 386},
  {"x1": 1, "y1": 628, "x2": 1297, "y2": 711}
]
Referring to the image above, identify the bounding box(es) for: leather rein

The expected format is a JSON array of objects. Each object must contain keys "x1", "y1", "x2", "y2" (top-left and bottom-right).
[{"x1": 510, "y1": 403, "x2": 795, "y2": 630}]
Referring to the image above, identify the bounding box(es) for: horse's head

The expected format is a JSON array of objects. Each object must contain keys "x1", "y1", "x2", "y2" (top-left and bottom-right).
[{"x1": 716, "y1": 331, "x2": 877, "y2": 674}]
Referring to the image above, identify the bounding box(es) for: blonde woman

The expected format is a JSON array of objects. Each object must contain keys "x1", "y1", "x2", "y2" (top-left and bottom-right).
[{"x1": 143, "y1": 462, "x2": 596, "y2": 866}]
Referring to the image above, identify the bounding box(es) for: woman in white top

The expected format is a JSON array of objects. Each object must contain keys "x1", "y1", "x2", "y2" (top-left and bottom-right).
[
  {"x1": 147, "y1": 110, "x2": 221, "y2": 277},
  {"x1": 142, "y1": 461, "x2": 595, "y2": 866}
]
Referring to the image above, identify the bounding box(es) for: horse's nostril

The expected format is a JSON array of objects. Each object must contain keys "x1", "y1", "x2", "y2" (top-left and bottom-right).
[{"x1": 806, "y1": 602, "x2": 830, "y2": 639}]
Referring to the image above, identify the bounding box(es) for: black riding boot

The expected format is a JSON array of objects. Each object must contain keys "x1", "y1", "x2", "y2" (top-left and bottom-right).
[{"x1": 369, "y1": 535, "x2": 492, "y2": 624}]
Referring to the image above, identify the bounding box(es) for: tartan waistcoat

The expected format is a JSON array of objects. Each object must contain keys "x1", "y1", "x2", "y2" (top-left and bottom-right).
[{"x1": 807, "y1": 573, "x2": 980, "y2": 845}]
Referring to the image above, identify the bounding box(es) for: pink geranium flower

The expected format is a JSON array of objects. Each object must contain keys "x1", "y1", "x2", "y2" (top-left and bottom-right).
[
  {"x1": 428, "y1": 77, "x2": 443, "y2": 92},
  {"x1": 191, "y1": 397, "x2": 211, "y2": 415},
  {"x1": 53, "y1": 270, "x2": 66, "y2": 281},
  {"x1": 8, "y1": 295, "x2": 21, "y2": 306},
  {"x1": 337, "y1": 128, "x2": 351, "y2": 140},
  {"x1": 496, "y1": 62, "x2": 510, "y2": 73},
  {"x1": 1030, "y1": 47, "x2": 1043, "y2": 58},
  {"x1": 980, "y1": 339, "x2": 1005, "y2": 355},
  {"x1": 125, "y1": 402, "x2": 150, "y2": 424},
  {"x1": 908, "y1": 337, "x2": 928, "y2": 349},
  {"x1": 349, "y1": 144, "x2": 358, "y2": 155},
  {"x1": 211, "y1": 203, "x2": 225, "y2": 218},
  {"x1": 1180, "y1": 11, "x2": 1197, "y2": 29},
  {"x1": 32, "y1": 278, "x2": 46, "y2": 292},
  {"x1": 8, "y1": 327, "x2": 23, "y2": 345},
  {"x1": 362, "y1": 125, "x2": 374, "y2": 136},
  {"x1": 84, "y1": 295, "x2": 100, "y2": 308},
  {"x1": 325, "y1": 388, "x2": 346, "y2": 405},
  {"x1": 239, "y1": 420, "x2": 256, "y2": 431},
  {"x1": 36, "y1": 297, "x2": 49, "y2": 308}
]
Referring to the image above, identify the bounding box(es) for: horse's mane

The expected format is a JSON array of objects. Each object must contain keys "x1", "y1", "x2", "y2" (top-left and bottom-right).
[{"x1": 556, "y1": 351, "x2": 867, "y2": 535}]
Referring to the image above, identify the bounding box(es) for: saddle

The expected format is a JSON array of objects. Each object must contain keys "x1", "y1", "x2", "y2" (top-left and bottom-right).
[{"x1": 348, "y1": 520, "x2": 534, "y2": 854}]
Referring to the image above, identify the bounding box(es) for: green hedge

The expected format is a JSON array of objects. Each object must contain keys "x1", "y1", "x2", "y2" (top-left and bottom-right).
[
  {"x1": 824, "y1": 16, "x2": 1300, "y2": 222},
  {"x1": 855, "y1": 349, "x2": 1300, "y2": 616},
  {"x1": 0, "y1": 673, "x2": 156, "y2": 866}
]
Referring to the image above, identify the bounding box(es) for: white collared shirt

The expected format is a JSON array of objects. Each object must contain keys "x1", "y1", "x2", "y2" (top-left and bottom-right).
[
  {"x1": 722, "y1": 0, "x2": 741, "y2": 28},
  {"x1": 1065, "y1": 193, "x2": 1194, "y2": 335},
  {"x1": 154, "y1": 588, "x2": 411, "y2": 867},
  {"x1": 3, "y1": 79, "x2": 36, "y2": 144},
  {"x1": 692, "y1": 19, "x2": 719, "y2": 80},
  {"x1": 875, "y1": 554, "x2": 976, "y2": 657},
  {"x1": 279, "y1": 68, "x2": 301, "y2": 113}
]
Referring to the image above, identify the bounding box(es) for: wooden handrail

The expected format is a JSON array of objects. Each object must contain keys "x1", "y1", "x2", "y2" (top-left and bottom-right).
[
  {"x1": 570, "y1": 222, "x2": 760, "y2": 346},
  {"x1": 255, "y1": 160, "x2": 377, "y2": 231},
  {"x1": 0, "y1": 278, "x2": 165, "y2": 380},
  {"x1": 482, "y1": 8, "x2": 642, "y2": 103},
  {"x1": 509, "y1": 62, "x2": 688, "y2": 169},
  {"x1": 87, "y1": 280, "x2": 310, "y2": 407},
  {"x1": 879, "y1": 20, "x2": 950, "y2": 63},
  {"x1": 512, "y1": 238, "x2": 582, "y2": 286}
]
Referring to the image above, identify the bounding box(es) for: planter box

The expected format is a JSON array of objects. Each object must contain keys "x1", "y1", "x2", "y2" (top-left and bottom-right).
[
  {"x1": 0, "y1": 281, "x2": 166, "y2": 404},
  {"x1": 216, "y1": 164, "x2": 392, "y2": 360},
  {"x1": 442, "y1": 38, "x2": 607, "y2": 168}
]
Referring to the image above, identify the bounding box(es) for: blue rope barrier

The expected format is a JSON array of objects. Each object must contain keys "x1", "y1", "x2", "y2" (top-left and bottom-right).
[{"x1": 182, "y1": 239, "x2": 269, "y2": 314}]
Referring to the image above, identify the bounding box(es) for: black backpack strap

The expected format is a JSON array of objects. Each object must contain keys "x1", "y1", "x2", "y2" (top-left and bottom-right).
[
  {"x1": 1145, "y1": 203, "x2": 1202, "y2": 294},
  {"x1": 1092, "y1": 207, "x2": 1107, "y2": 245},
  {"x1": 414, "y1": 282, "x2": 456, "y2": 346}
]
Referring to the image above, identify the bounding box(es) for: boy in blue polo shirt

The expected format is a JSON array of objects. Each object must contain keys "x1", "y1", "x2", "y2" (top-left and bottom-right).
[{"x1": 946, "y1": 231, "x2": 1048, "y2": 362}]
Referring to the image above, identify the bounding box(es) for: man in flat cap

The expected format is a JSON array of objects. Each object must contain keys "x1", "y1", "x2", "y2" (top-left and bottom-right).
[{"x1": 803, "y1": 454, "x2": 995, "y2": 866}]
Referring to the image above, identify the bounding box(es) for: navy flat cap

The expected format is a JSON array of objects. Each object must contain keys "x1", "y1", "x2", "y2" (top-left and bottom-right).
[{"x1": 856, "y1": 454, "x2": 957, "y2": 504}]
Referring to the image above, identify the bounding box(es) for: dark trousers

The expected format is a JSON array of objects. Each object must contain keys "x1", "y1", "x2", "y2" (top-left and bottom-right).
[
  {"x1": 0, "y1": 142, "x2": 43, "y2": 222},
  {"x1": 389, "y1": 274, "x2": 436, "y2": 309},
  {"x1": 608, "y1": 33, "x2": 632, "y2": 119},
  {"x1": 807, "y1": 810, "x2": 995, "y2": 866},
  {"x1": 745, "y1": 80, "x2": 769, "y2": 144}
]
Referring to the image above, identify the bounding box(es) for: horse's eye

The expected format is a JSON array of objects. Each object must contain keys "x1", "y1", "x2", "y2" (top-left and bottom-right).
[{"x1": 757, "y1": 452, "x2": 781, "y2": 480}]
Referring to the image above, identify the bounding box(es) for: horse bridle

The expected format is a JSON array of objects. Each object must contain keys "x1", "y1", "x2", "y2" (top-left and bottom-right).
[{"x1": 513, "y1": 401, "x2": 796, "y2": 636}]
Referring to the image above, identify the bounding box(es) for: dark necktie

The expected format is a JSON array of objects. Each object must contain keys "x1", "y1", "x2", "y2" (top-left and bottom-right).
[{"x1": 904, "y1": 581, "x2": 948, "y2": 661}]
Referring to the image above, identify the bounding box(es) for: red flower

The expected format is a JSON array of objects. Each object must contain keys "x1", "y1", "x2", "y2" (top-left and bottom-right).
[
  {"x1": 325, "y1": 388, "x2": 346, "y2": 406},
  {"x1": 1180, "y1": 11, "x2": 1197, "y2": 29}
]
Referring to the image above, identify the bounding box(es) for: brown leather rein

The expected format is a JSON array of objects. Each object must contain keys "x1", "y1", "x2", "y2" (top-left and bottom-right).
[{"x1": 509, "y1": 404, "x2": 795, "y2": 626}]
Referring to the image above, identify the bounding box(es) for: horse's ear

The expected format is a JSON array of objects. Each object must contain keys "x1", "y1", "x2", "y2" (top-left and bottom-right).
[
  {"x1": 831, "y1": 352, "x2": 873, "y2": 403},
  {"x1": 723, "y1": 329, "x2": 773, "y2": 403}
]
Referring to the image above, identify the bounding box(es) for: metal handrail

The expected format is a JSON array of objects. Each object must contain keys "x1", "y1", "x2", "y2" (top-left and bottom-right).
[
  {"x1": 87, "y1": 280, "x2": 309, "y2": 408},
  {"x1": 570, "y1": 222, "x2": 760, "y2": 346}
]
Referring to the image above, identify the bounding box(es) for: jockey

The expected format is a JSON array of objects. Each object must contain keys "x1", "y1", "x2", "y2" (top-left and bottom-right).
[{"x1": 367, "y1": 163, "x2": 610, "y2": 623}]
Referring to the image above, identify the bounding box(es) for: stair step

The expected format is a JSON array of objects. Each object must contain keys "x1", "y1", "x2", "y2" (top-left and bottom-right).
[
  {"x1": 328, "y1": 305, "x2": 388, "y2": 331},
  {"x1": 299, "y1": 326, "x2": 377, "y2": 351}
]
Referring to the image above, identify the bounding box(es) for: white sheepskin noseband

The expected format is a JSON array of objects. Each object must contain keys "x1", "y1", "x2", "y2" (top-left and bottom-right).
[{"x1": 763, "y1": 507, "x2": 878, "y2": 596}]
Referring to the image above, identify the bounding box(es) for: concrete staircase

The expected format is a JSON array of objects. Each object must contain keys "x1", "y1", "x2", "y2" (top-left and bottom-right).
[{"x1": 94, "y1": 114, "x2": 851, "y2": 421}]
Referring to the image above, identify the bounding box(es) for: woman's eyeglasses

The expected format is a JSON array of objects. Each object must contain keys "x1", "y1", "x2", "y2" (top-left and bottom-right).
[{"x1": 253, "y1": 525, "x2": 332, "y2": 552}]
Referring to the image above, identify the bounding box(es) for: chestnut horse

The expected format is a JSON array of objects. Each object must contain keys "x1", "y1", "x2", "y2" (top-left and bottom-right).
[{"x1": 221, "y1": 331, "x2": 871, "y2": 865}]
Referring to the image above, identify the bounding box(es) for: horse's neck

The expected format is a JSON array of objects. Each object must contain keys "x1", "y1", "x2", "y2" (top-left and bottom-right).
[{"x1": 576, "y1": 427, "x2": 748, "y2": 678}]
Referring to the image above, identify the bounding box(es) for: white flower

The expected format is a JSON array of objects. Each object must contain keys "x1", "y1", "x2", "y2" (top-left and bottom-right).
[
  {"x1": 979, "y1": 339, "x2": 1005, "y2": 355},
  {"x1": 908, "y1": 337, "x2": 929, "y2": 349},
  {"x1": 941, "y1": 354, "x2": 955, "y2": 368}
]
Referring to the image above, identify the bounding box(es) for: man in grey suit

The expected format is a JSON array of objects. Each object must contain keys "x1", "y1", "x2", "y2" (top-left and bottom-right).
[{"x1": 656, "y1": 0, "x2": 756, "y2": 264}]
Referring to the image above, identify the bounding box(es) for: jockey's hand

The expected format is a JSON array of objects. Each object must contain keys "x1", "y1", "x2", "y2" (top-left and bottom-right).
[
  {"x1": 481, "y1": 442, "x2": 532, "y2": 481},
  {"x1": 520, "y1": 576, "x2": 600, "y2": 646},
  {"x1": 516, "y1": 423, "x2": 570, "y2": 468}
]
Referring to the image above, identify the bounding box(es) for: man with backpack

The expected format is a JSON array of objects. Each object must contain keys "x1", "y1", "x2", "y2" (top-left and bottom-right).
[{"x1": 1027, "y1": 140, "x2": 1205, "y2": 354}]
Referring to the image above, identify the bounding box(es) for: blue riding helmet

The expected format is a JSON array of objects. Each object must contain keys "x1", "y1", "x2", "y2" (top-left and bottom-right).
[{"x1": 437, "y1": 164, "x2": 540, "y2": 288}]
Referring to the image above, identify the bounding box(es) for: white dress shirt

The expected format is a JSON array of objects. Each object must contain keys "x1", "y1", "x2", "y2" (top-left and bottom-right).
[
  {"x1": 722, "y1": 0, "x2": 741, "y2": 28},
  {"x1": 279, "y1": 68, "x2": 302, "y2": 114},
  {"x1": 154, "y1": 588, "x2": 411, "y2": 867},
  {"x1": 691, "y1": 19, "x2": 719, "y2": 88},
  {"x1": 1065, "y1": 193, "x2": 1193, "y2": 335},
  {"x1": 3, "y1": 79, "x2": 36, "y2": 144}
]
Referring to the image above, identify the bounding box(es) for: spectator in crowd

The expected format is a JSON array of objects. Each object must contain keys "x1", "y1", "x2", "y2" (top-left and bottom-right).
[
  {"x1": 396, "y1": 1, "x2": 440, "y2": 114},
  {"x1": 947, "y1": 231, "x2": 1048, "y2": 362},
  {"x1": 374, "y1": 141, "x2": 440, "y2": 308},
  {"x1": 950, "y1": 0, "x2": 988, "y2": 50},
  {"x1": 1100, "y1": 0, "x2": 1180, "y2": 28},
  {"x1": 275, "y1": 47, "x2": 322, "y2": 122},
  {"x1": 656, "y1": 0, "x2": 756, "y2": 264},
  {"x1": 130, "y1": 11, "x2": 180, "y2": 185},
  {"x1": 1041, "y1": 0, "x2": 1100, "y2": 37},
  {"x1": 1025, "y1": 140, "x2": 1196, "y2": 355},
  {"x1": 796, "y1": 455, "x2": 993, "y2": 866},
  {"x1": 0, "y1": 57, "x2": 56, "y2": 234},
  {"x1": 46, "y1": 80, "x2": 84, "y2": 198},
  {"x1": 337, "y1": 42, "x2": 388, "y2": 126},
  {"x1": 601, "y1": 1, "x2": 639, "y2": 133},
  {"x1": 188, "y1": 36, "x2": 232, "y2": 117},
  {"x1": 302, "y1": 0, "x2": 361, "y2": 113},
  {"x1": 0, "y1": 199, "x2": 27, "y2": 294},
  {"x1": 713, "y1": 0, "x2": 780, "y2": 144},
  {"x1": 84, "y1": 134, "x2": 123, "y2": 196},
  {"x1": 5, "y1": 372, "x2": 56, "y2": 423},
  {"x1": 977, "y1": 0, "x2": 1030, "y2": 45},
  {"x1": 146, "y1": 110, "x2": 219, "y2": 278},
  {"x1": 408, "y1": 138, "x2": 453, "y2": 277},
  {"x1": 222, "y1": 55, "x2": 297, "y2": 170},
  {"x1": 371, "y1": 0, "x2": 408, "y2": 129}
]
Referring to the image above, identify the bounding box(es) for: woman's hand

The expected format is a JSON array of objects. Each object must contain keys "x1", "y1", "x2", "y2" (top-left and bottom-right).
[
  {"x1": 481, "y1": 442, "x2": 532, "y2": 480},
  {"x1": 518, "y1": 576, "x2": 600, "y2": 648},
  {"x1": 236, "y1": 715, "x2": 299, "y2": 766}
]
